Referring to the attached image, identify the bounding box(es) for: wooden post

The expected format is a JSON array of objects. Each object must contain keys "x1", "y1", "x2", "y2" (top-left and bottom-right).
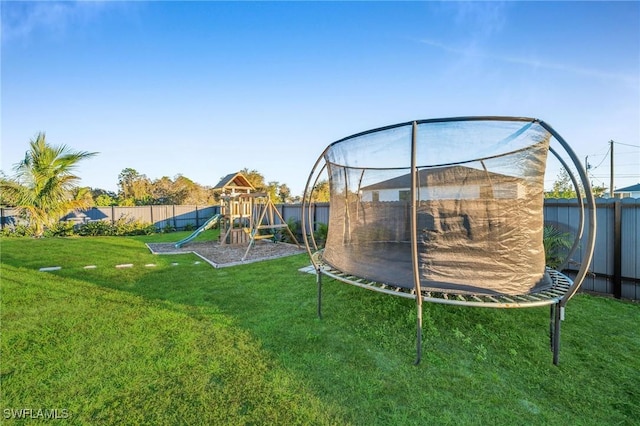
[{"x1": 609, "y1": 140, "x2": 614, "y2": 198}]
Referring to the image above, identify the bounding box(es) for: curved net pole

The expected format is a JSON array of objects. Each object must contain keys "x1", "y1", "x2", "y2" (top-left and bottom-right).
[
  {"x1": 539, "y1": 120, "x2": 597, "y2": 303},
  {"x1": 539, "y1": 120, "x2": 596, "y2": 365},
  {"x1": 546, "y1": 146, "x2": 587, "y2": 365},
  {"x1": 302, "y1": 149, "x2": 329, "y2": 319},
  {"x1": 410, "y1": 121, "x2": 423, "y2": 365},
  {"x1": 302, "y1": 151, "x2": 329, "y2": 264},
  {"x1": 548, "y1": 146, "x2": 585, "y2": 272}
]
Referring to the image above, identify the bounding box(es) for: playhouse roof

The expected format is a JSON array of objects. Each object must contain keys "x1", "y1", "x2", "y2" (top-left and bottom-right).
[{"x1": 213, "y1": 172, "x2": 255, "y2": 192}]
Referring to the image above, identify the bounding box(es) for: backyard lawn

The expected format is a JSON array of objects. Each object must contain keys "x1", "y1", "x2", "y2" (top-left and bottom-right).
[{"x1": 1, "y1": 232, "x2": 638, "y2": 425}]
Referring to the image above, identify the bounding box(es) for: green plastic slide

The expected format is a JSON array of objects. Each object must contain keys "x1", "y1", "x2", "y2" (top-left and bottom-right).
[{"x1": 174, "y1": 214, "x2": 221, "y2": 248}]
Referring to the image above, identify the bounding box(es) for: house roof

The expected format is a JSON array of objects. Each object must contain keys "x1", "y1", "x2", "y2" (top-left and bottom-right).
[
  {"x1": 360, "y1": 165, "x2": 520, "y2": 191},
  {"x1": 213, "y1": 172, "x2": 255, "y2": 191},
  {"x1": 614, "y1": 183, "x2": 640, "y2": 193}
]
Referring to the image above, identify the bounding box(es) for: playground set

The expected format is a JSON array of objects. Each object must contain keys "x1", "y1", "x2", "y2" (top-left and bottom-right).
[{"x1": 175, "y1": 172, "x2": 299, "y2": 261}]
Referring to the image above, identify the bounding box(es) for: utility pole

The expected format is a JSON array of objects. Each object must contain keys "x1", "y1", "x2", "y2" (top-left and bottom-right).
[
  {"x1": 585, "y1": 155, "x2": 589, "y2": 182},
  {"x1": 609, "y1": 140, "x2": 614, "y2": 198}
]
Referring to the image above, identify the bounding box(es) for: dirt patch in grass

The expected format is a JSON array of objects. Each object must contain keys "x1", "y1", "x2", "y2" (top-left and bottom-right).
[{"x1": 146, "y1": 240, "x2": 306, "y2": 267}]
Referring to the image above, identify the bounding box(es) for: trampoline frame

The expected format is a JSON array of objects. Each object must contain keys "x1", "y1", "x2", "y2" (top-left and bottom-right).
[{"x1": 302, "y1": 116, "x2": 596, "y2": 365}]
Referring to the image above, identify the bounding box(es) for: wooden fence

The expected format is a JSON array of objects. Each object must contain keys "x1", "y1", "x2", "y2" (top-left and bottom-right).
[{"x1": 2, "y1": 199, "x2": 638, "y2": 300}]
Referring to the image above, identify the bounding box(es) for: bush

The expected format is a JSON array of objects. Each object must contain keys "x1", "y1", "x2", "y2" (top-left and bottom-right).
[
  {"x1": 161, "y1": 220, "x2": 176, "y2": 234},
  {"x1": 543, "y1": 225, "x2": 573, "y2": 269},
  {"x1": 44, "y1": 221, "x2": 76, "y2": 237},
  {"x1": 274, "y1": 217, "x2": 301, "y2": 244},
  {"x1": 313, "y1": 222, "x2": 328, "y2": 248},
  {"x1": 76, "y1": 220, "x2": 113, "y2": 236},
  {"x1": 0, "y1": 224, "x2": 32, "y2": 238},
  {"x1": 113, "y1": 216, "x2": 155, "y2": 236},
  {"x1": 76, "y1": 217, "x2": 155, "y2": 237}
]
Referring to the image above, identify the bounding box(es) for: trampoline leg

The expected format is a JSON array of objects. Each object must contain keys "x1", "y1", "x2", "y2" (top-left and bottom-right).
[
  {"x1": 551, "y1": 303, "x2": 562, "y2": 365},
  {"x1": 414, "y1": 304, "x2": 423, "y2": 365},
  {"x1": 549, "y1": 305, "x2": 554, "y2": 352},
  {"x1": 317, "y1": 270, "x2": 323, "y2": 319}
]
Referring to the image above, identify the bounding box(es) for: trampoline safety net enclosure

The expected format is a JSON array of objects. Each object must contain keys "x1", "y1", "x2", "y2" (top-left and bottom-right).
[
  {"x1": 303, "y1": 116, "x2": 597, "y2": 364},
  {"x1": 322, "y1": 118, "x2": 551, "y2": 296}
]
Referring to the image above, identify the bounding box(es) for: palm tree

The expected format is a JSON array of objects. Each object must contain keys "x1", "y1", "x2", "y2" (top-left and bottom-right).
[
  {"x1": 543, "y1": 225, "x2": 573, "y2": 269},
  {"x1": 1, "y1": 133, "x2": 97, "y2": 236}
]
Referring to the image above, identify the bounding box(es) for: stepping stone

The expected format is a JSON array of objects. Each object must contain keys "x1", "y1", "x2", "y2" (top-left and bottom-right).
[
  {"x1": 39, "y1": 266, "x2": 61, "y2": 272},
  {"x1": 171, "y1": 262, "x2": 179, "y2": 266},
  {"x1": 194, "y1": 261, "x2": 201, "y2": 265},
  {"x1": 115, "y1": 264, "x2": 134, "y2": 269},
  {"x1": 83, "y1": 265, "x2": 97, "y2": 269},
  {"x1": 145, "y1": 264, "x2": 156, "y2": 267}
]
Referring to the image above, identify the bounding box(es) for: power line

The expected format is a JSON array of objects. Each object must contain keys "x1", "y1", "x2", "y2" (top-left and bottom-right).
[
  {"x1": 591, "y1": 174, "x2": 639, "y2": 178},
  {"x1": 586, "y1": 145, "x2": 611, "y2": 157},
  {"x1": 613, "y1": 141, "x2": 640, "y2": 148},
  {"x1": 589, "y1": 145, "x2": 610, "y2": 170}
]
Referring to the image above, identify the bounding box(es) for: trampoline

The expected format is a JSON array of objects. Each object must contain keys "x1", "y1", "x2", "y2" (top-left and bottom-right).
[{"x1": 301, "y1": 117, "x2": 596, "y2": 365}]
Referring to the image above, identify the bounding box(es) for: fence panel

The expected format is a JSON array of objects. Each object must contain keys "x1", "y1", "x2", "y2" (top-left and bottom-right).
[
  {"x1": 276, "y1": 203, "x2": 330, "y2": 236},
  {"x1": 594, "y1": 202, "x2": 614, "y2": 294},
  {"x1": 167, "y1": 205, "x2": 219, "y2": 230},
  {"x1": 280, "y1": 204, "x2": 301, "y2": 224},
  {"x1": 196, "y1": 206, "x2": 219, "y2": 228},
  {"x1": 621, "y1": 199, "x2": 640, "y2": 299},
  {"x1": 110, "y1": 206, "x2": 148, "y2": 224}
]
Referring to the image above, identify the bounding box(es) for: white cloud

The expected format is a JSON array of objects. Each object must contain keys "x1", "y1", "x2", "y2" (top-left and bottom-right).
[
  {"x1": 419, "y1": 37, "x2": 639, "y2": 90},
  {"x1": 450, "y1": 1, "x2": 508, "y2": 39},
  {"x1": 1, "y1": 1, "x2": 121, "y2": 44}
]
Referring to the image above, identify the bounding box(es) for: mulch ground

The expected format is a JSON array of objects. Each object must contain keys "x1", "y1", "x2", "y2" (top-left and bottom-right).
[{"x1": 146, "y1": 240, "x2": 306, "y2": 268}]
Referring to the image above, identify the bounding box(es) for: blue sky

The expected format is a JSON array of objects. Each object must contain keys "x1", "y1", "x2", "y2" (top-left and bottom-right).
[{"x1": 2, "y1": 1, "x2": 639, "y2": 196}]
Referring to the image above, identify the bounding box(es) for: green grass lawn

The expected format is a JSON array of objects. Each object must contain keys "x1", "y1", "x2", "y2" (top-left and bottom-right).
[{"x1": 1, "y1": 232, "x2": 638, "y2": 425}]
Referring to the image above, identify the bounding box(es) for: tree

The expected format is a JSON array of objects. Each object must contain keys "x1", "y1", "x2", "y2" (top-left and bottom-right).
[
  {"x1": 72, "y1": 186, "x2": 95, "y2": 206},
  {"x1": 266, "y1": 181, "x2": 279, "y2": 203},
  {"x1": 149, "y1": 174, "x2": 214, "y2": 205},
  {"x1": 172, "y1": 175, "x2": 215, "y2": 205},
  {"x1": 311, "y1": 180, "x2": 330, "y2": 202},
  {"x1": 95, "y1": 193, "x2": 117, "y2": 206},
  {"x1": 591, "y1": 184, "x2": 608, "y2": 198},
  {"x1": 150, "y1": 176, "x2": 179, "y2": 205},
  {"x1": 0, "y1": 171, "x2": 15, "y2": 206},
  {"x1": 545, "y1": 168, "x2": 607, "y2": 199},
  {"x1": 0, "y1": 133, "x2": 97, "y2": 236},
  {"x1": 117, "y1": 168, "x2": 152, "y2": 205},
  {"x1": 239, "y1": 168, "x2": 267, "y2": 192},
  {"x1": 545, "y1": 169, "x2": 577, "y2": 199},
  {"x1": 277, "y1": 183, "x2": 291, "y2": 203},
  {"x1": 90, "y1": 188, "x2": 118, "y2": 206}
]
